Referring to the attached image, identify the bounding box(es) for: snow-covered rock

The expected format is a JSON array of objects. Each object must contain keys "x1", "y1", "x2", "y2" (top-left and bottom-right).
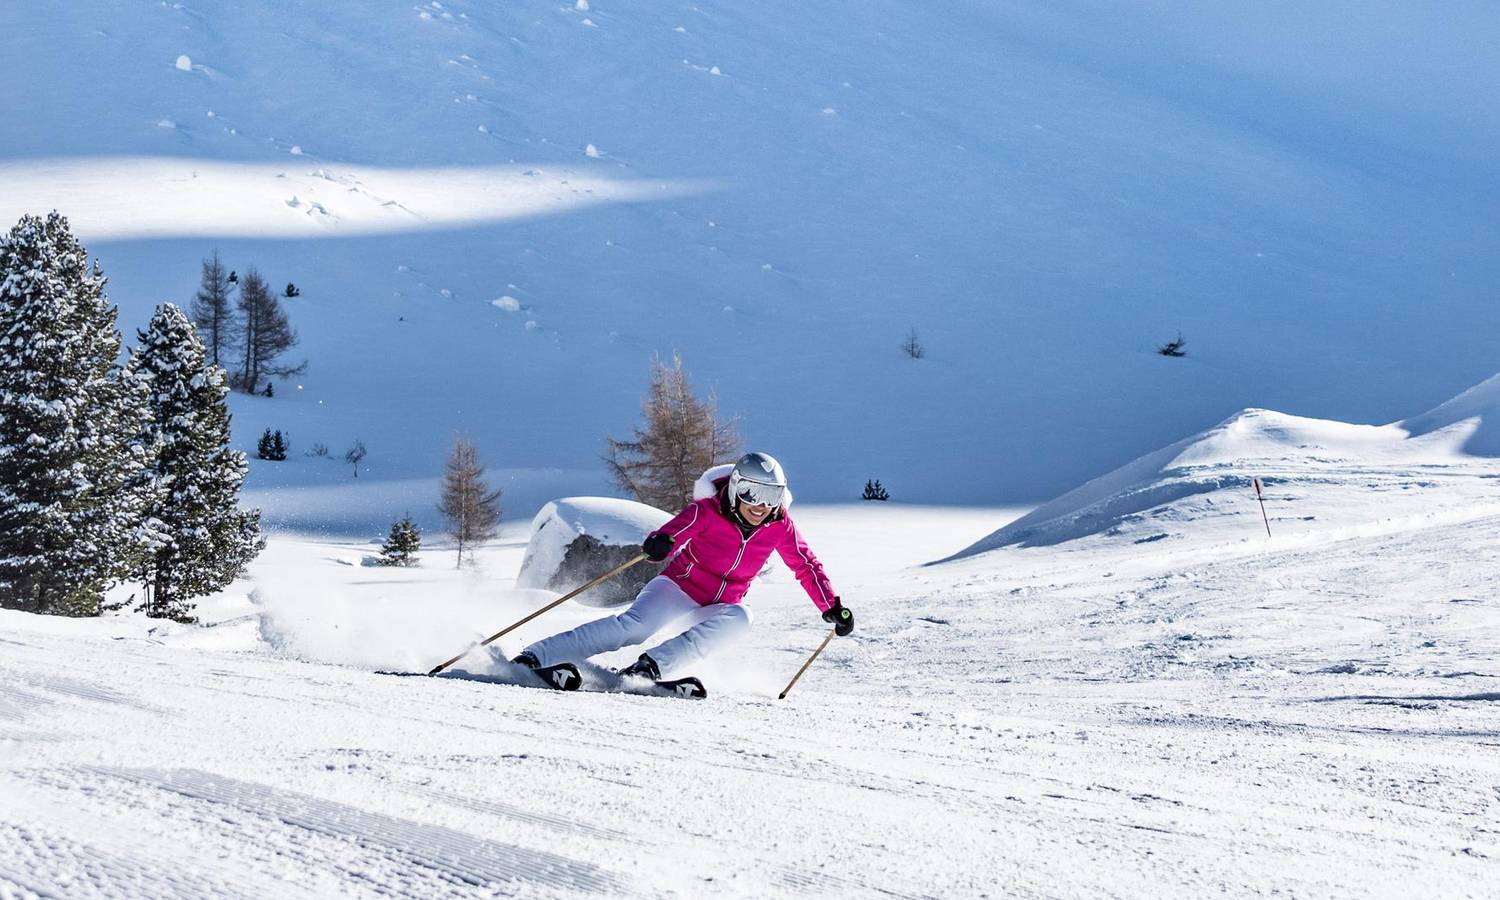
[{"x1": 516, "y1": 497, "x2": 670, "y2": 606}]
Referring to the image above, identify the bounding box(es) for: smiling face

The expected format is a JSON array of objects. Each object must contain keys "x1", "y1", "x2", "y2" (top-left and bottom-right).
[{"x1": 736, "y1": 498, "x2": 773, "y2": 526}]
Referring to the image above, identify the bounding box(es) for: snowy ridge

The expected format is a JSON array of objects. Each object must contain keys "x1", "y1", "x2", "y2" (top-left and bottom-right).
[
  {"x1": 1401, "y1": 371, "x2": 1500, "y2": 456},
  {"x1": 947, "y1": 386, "x2": 1500, "y2": 556}
]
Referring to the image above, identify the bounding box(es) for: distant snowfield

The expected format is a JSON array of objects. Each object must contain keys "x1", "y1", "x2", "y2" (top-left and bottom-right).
[
  {"x1": 0, "y1": 157, "x2": 713, "y2": 239},
  {"x1": 2, "y1": 481, "x2": 1497, "y2": 896},
  {"x1": 7, "y1": 0, "x2": 1500, "y2": 502}
]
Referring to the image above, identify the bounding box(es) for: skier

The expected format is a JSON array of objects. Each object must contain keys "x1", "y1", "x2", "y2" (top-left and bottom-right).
[{"x1": 512, "y1": 452, "x2": 854, "y2": 684}]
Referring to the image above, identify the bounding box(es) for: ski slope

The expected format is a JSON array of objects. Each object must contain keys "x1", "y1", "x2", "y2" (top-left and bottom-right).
[
  {"x1": 2, "y1": 482, "x2": 1497, "y2": 897},
  {"x1": 5, "y1": 2, "x2": 1500, "y2": 895}
]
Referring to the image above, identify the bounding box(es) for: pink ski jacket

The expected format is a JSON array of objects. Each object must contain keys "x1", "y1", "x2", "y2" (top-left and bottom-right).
[{"x1": 649, "y1": 476, "x2": 837, "y2": 611}]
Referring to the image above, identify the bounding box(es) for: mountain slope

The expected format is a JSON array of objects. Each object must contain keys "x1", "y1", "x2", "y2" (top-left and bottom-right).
[{"x1": 5, "y1": 1, "x2": 1500, "y2": 517}]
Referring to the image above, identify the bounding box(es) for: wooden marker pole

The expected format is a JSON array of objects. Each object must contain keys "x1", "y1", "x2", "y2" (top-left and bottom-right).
[{"x1": 1253, "y1": 477, "x2": 1272, "y2": 538}]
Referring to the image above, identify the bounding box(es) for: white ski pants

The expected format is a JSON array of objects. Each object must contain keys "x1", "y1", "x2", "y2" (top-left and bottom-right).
[{"x1": 524, "y1": 576, "x2": 752, "y2": 675}]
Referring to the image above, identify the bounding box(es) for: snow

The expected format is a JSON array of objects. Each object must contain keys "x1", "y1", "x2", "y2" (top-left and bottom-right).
[
  {"x1": 1, "y1": 487, "x2": 1496, "y2": 896},
  {"x1": 5, "y1": 2, "x2": 1500, "y2": 894},
  {"x1": 3, "y1": 1, "x2": 1494, "y2": 505},
  {"x1": 1402, "y1": 371, "x2": 1500, "y2": 455},
  {"x1": 951, "y1": 390, "x2": 1500, "y2": 556},
  {"x1": 0, "y1": 158, "x2": 710, "y2": 240}
]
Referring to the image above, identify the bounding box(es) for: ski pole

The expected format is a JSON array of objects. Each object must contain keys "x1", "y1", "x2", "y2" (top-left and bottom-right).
[
  {"x1": 427, "y1": 553, "x2": 649, "y2": 676},
  {"x1": 778, "y1": 627, "x2": 837, "y2": 700}
]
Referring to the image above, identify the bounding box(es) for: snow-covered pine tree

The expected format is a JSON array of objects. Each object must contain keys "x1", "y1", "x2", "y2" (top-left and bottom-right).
[
  {"x1": 0, "y1": 212, "x2": 159, "y2": 616},
  {"x1": 190, "y1": 250, "x2": 235, "y2": 369},
  {"x1": 256, "y1": 428, "x2": 287, "y2": 461},
  {"x1": 377, "y1": 514, "x2": 421, "y2": 567},
  {"x1": 127, "y1": 303, "x2": 264, "y2": 621}
]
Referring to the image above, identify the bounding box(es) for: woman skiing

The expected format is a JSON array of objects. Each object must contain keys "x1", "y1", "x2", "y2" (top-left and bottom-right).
[{"x1": 513, "y1": 452, "x2": 854, "y2": 683}]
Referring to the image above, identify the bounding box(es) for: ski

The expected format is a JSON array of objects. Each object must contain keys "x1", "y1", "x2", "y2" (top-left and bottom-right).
[
  {"x1": 652, "y1": 676, "x2": 707, "y2": 699},
  {"x1": 529, "y1": 662, "x2": 583, "y2": 691}
]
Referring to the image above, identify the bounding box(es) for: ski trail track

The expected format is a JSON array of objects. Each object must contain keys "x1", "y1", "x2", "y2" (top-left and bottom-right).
[{"x1": 3, "y1": 509, "x2": 1499, "y2": 896}]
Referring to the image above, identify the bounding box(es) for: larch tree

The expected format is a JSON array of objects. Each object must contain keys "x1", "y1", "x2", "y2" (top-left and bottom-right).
[
  {"x1": 235, "y1": 268, "x2": 301, "y2": 393},
  {"x1": 190, "y1": 250, "x2": 235, "y2": 369},
  {"x1": 127, "y1": 303, "x2": 264, "y2": 621},
  {"x1": 0, "y1": 212, "x2": 159, "y2": 616},
  {"x1": 438, "y1": 437, "x2": 501, "y2": 568},
  {"x1": 606, "y1": 353, "x2": 740, "y2": 511}
]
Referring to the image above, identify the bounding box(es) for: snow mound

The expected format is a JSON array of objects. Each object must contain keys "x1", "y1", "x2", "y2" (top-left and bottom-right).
[
  {"x1": 944, "y1": 407, "x2": 1436, "y2": 556},
  {"x1": 1399, "y1": 372, "x2": 1500, "y2": 455},
  {"x1": 516, "y1": 497, "x2": 670, "y2": 606}
]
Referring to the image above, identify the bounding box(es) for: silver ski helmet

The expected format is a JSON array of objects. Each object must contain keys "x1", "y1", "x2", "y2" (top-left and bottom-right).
[{"x1": 727, "y1": 452, "x2": 788, "y2": 510}]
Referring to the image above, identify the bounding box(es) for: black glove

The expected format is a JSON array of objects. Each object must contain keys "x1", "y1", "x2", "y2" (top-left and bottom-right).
[
  {"x1": 822, "y1": 598, "x2": 854, "y2": 637},
  {"x1": 642, "y1": 532, "x2": 675, "y2": 562}
]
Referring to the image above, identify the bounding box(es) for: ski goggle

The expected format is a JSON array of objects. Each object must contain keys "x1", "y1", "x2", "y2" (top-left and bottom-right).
[{"x1": 735, "y1": 480, "x2": 785, "y2": 509}]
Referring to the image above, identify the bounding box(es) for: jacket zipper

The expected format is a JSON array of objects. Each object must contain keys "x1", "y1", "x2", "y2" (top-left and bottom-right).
[
  {"x1": 675, "y1": 541, "x2": 697, "y2": 579},
  {"x1": 713, "y1": 533, "x2": 752, "y2": 603}
]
